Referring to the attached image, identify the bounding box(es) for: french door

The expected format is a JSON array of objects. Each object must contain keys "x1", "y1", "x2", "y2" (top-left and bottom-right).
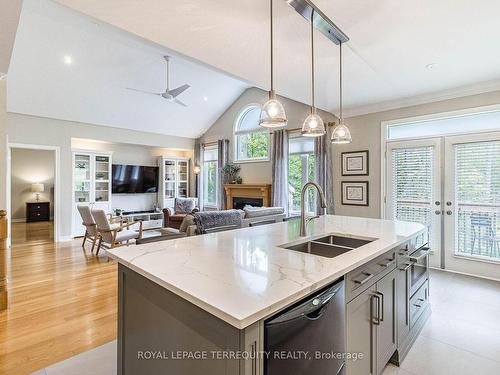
[
  {"x1": 386, "y1": 132, "x2": 500, "y2": 280},
  {"x1": 443, "y1": 132, "x2": 500, "y2": 279},
  {"x1": 386, "y1": 138, "x2": 441, "y2": 268}
]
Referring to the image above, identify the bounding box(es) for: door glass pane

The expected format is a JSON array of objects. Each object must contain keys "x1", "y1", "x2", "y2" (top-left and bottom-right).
[
  {"x1": 178, "y1": 182, "x2": 188, "y2": 198},
  {"x1": 74, "y1": 154, "x2": 90, "y2": 203},
  {"x1": 95, "y1": 156, "x2": 109, "y2": 181},
  {"x1": 455, "y1": 140, "x2": 500, "y2": 260},
  {"x1": 391, "y1": 146, "x2": 433, "y2": 247},
  {"x1": 165, "y1": 161, "x2": 176, "y2": 181},
  {"x1": 74, "y1": 154, "x2": 90, "y2": 181},
  {"x1": 178, "y1": 161, "x2": 188, "y2": 181},
  {"x1": 75, "y1": 181, "x2": 90, "y2": 203},
  {"x1": 165, "y1": 182, "x2": 175, "y2": 199},
  {"x1": 95, "y1": 181, "x2": 109, "y2": 202}
]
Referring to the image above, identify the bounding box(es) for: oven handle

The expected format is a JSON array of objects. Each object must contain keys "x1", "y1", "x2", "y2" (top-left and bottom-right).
[{"x1": 409, "y1": 247, "x2": 430, "y2": 262}]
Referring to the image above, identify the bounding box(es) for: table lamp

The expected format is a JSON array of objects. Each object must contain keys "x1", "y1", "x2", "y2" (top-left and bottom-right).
[{"x1": 31, "y1": 183, "x2": 44, "y2": 202}]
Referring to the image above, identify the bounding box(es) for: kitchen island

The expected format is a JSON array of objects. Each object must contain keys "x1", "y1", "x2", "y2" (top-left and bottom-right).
[{"x1": 107, "y1": 215, "x2": 429, "y2": 375}]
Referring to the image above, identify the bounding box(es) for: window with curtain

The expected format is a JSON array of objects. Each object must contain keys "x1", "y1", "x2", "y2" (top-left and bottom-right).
[
  {"x1": 288, "y1": 136, "x2": 316, "y2": 214},
  {"x1": 234, "y1": 105, "x2": 269, "y2": 162},
  {"x1": 203, "y1": 145, "x2": 218, "y2": 207}
]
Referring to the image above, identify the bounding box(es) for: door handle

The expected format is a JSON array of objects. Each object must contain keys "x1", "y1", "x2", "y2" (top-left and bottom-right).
[
  {"x1": 375, "y1": 292, "x2": 384, "y2": 322},
  {"x1": 371, "y1": 295, "x2": 381, "y2": 326}
]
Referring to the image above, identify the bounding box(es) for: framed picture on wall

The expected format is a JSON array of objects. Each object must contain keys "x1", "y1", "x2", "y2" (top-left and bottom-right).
[
  {"x1": 341, "y1": 181, "x2": 369, "y2": 206},
  {"x1": 341, "y1": 150, "x2": 369, "y2": 176}
]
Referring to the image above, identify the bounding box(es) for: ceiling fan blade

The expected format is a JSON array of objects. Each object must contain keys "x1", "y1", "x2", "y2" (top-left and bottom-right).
[
  {"x1": 174, "y1": 98, "x2": 188, "y2": 107},
  {"x1": 168, "y1": 84, "x2": 190, "y2": 98},
  {"x1": 126, "y1": 87, "x2": 162, "y2": 96}
]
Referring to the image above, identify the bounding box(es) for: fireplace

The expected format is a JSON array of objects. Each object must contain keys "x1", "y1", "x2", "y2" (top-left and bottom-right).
[
  {"x1": 233, "y1": 197, "x2": 263, "y2": 210},
  {"x1": 224, "y1": 184, "x2": 272, "y2": 209}
]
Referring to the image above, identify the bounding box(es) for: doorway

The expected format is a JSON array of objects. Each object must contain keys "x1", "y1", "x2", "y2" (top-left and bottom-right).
[
  {"x1": 383, "y1": 108, "x2": 500, "y2": 280},
  {"x1": 7, "y1": 144, "x2": 60, "y2": 246}
]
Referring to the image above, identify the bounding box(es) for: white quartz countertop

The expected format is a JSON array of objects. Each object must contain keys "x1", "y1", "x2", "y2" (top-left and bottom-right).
[{"x1": 107, "y1": 215, "x2": 425, "y2": 329}]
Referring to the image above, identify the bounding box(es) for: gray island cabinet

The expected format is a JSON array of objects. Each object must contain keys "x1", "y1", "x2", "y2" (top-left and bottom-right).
[{"x1": 108, "y1": 215, "x2": 429, "y2": 375}]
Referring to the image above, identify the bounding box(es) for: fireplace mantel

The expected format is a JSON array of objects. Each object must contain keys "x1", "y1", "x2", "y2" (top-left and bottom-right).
[{"x1": 224, "y1": 184, "x2": 272, "y2": 209}]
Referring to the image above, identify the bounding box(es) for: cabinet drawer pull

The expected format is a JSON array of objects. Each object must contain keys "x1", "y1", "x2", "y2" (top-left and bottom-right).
[
  {"x1": 399, "y1": 263, "x2": 411, "y2": 271},
  {"x1": 378, "y1": 259, "x2": 393, "y2": 268},
  {"x1": 353, "y1": 272, "x2": 374, "y2": 285},
  {"x1": 413, "y1": 303, "x2": 422, "y2": 308}
]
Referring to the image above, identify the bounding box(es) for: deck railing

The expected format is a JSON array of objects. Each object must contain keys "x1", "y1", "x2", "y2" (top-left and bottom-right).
[{"x1": 457, "y1": 203, "x2": 500, "y2": 260}]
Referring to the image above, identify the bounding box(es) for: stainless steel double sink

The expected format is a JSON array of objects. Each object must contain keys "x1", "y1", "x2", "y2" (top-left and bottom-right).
[{"x1": 280, "y1": 235, "x2": 374, "y2": 258}]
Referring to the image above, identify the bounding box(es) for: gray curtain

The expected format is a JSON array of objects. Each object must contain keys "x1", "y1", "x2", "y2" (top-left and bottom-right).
[
  {"x1": 314, "y1": 123, "x2": 335, "y2": 214},
  {"x1": 195, "y1": 141, "x2": 203, "y2": 208},
  {"x1": 217, "y1": 139, "x2": 229, "y2": 210},
  {"x1": 271, "y1": 129, "x2": 289, "y2": 215}
]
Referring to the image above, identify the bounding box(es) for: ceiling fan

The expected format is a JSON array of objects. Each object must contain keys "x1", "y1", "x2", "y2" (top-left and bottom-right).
[{"x1": 127, "y1": 56, "x2": 190, "y2": 107}]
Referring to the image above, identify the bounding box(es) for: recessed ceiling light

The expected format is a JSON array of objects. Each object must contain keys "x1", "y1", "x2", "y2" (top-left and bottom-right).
[
  {"x1": 63, "y1": 55, "x2": 74, "y2": 65},
  {"x1": 203, "y1": 96, "x2": 208, "y2": 102},
  {"x1": 426, "y1": 63, "x2": 438, "y2": 70}
]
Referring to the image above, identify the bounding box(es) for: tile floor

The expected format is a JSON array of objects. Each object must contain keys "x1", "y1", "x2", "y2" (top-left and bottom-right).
[{"x1": 31, "y1": 269, "x2": 500, "y2": 375}]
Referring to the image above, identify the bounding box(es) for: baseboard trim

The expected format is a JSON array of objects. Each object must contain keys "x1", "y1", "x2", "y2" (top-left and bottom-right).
[
  {"x1": 430, "y1": 266, "x2": 500, "y2": 283},
  {"x1": 57, "y1": 236, "x2": 74, "y2": 242}
]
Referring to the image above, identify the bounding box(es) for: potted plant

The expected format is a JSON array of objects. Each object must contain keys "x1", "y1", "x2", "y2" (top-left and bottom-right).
[{"x1": 222, "y1": 163, "x2": 241, "y2": 184}]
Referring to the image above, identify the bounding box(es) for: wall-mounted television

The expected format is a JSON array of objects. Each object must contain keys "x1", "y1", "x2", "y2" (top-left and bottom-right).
[{"x1": 112, "y1": 164, "x2": 159, "y2": 194}]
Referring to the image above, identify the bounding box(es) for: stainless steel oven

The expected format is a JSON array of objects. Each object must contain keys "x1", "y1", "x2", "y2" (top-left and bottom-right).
[{"x1": 400, "y1": 243, "x2": 430, "y2": 296}]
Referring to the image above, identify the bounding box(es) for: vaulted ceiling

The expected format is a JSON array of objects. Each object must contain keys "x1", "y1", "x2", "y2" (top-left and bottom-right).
[
  {"x1": 5, "y1": 0, "x2": 500, "y2": 138},
  {"x1": 52, "y1": 0, "x2": 500, "y2": 116},
  {"x1": 7, "y1": 0, "x2": 249, "y2": 138}
]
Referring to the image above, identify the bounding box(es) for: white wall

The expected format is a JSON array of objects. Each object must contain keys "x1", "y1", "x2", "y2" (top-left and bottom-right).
[
  {"x1": 0, "y1": 80, "x2": 6, "y2": 211},
  {"x1": 201, "y1": 87, "x2": 337, "y2": 183},
  {"x1": 72, "y1": 138, "x2": 193, "y2": 212},
  {"x1": 334, "y1": 89, "x2": 500, "y2": 218},
  {"x1": 5, "y1": 110, "x2": 195, "y2": 239},
  {"x1": 10, "y1": 148, "x2": 54, "y2": 220}
]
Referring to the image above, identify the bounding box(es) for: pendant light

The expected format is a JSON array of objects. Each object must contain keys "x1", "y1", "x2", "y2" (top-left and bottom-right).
[
  {"x1": 331, "y1": 42, "x2": 352, "y2": 144},
  {"x1": 302, "y1": 10, "x2": 325, "y2": 137},
  {"x1": 259, "y1": 0, "x2": 287, "y2": 128}
]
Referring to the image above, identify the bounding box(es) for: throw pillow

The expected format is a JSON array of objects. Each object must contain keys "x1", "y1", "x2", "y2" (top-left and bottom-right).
[{"x1": 175, "y1": 198, "x2": 196, "y2": 214}]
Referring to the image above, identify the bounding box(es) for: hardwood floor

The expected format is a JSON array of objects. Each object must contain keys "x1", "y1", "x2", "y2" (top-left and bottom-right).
[{"x1": 0, "y1": 222, "x2": 117, "y2": 375}]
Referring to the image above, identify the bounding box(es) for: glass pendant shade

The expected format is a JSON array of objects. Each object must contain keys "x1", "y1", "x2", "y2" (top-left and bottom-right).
[
  {"x1": 259, "y1": 91, "x2": 287, "y2": 128},
  {"x1": 331, "y1": 119, "x2": 352, "y2": 144},
  {"x1": 301, "y1": 108, "x2": 325, "y2": 137}
]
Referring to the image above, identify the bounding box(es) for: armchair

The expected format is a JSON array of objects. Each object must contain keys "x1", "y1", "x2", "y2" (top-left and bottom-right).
[
  {"x1": 77, "y1": 205, "x2": 122, "y2": 253},
  {"x1": 92, "y1": 209, "x2": 143, "y2": 255},
  {"x1": 163, "y1": 197, "x2": 199, "y2": 229}
]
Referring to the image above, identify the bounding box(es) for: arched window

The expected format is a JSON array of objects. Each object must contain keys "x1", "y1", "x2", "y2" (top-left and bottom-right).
[{"x1": 234, "y1": 105, "x2": 270, "y2": 162}]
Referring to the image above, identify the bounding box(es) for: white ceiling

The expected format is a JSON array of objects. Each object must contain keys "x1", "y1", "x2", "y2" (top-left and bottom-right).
[
  {"x1": 52, "y1": 0, "x2": 500, "y2": 117},
  {"x1": 7, "y1": 0, "x2": 249, "y2": 138}
]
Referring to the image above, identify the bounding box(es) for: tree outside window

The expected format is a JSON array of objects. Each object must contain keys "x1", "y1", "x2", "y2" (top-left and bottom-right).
[
  {"x1": 234, "y1": 105, "x2": 269, "y2": 162},
  {"x1": 203, "y1": 146, "x2": 218, "y2": 207},
  {"x1": 288, "y1": 137, "x2": 316, "y2": 214}
]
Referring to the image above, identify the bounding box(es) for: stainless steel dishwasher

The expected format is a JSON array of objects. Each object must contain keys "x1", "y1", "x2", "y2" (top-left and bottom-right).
[{"x1": 264, "y1": 278, "x2": 345, "y2": 375}]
